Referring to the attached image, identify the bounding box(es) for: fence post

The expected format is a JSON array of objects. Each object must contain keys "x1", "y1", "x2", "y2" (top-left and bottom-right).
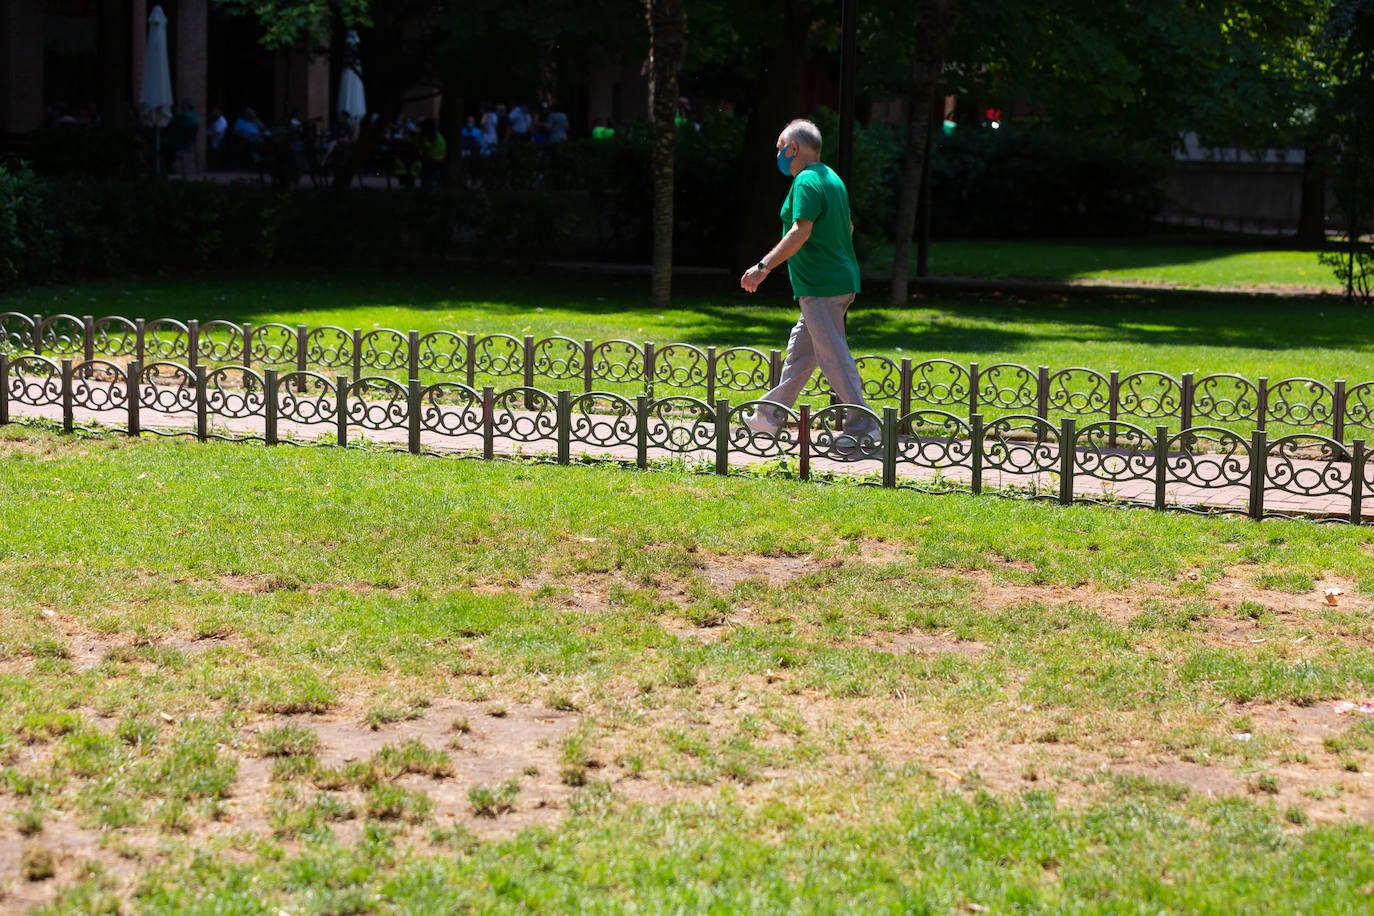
[
  {"x1": 0, "y1": 354, "x2": 8, "y2": 426},
  {"x1": 644, "y1": 342, "x2": 657, "y2": 399},
  {"x1": 1334, "y1": 380, "x2": 1347, "y2": 444},
  {"x1": 336, "y1": 376, "x2": 348, "y2": 447},
  {"x1": 32, "y1": 314, "x2": 42, "y2": 356},
  {"x1": 126, "y1": 360, "x2": 140, "y2": 436},
  {"x1": 1351, "y1": 439, "x2": 1365, "y2": 525},
  {"x1": 407, "y1": 378, "x2": 422, "y2": 455},
  {"x1": 882, "y1": 407, "x2": 898, "y2": 488},
  {"x1": 482, "y1": 386, "x2": 494, "y2": 460},
  {"x1": 297, "y1": 325, "x2": 310, "y2": 377},
  {"x1": 1256, "y1": 377, "x2": 1269, "y2": 434},
  {"x1": 1180, "y1": 372, "x2": 1194, "y2": 432},
  {"x1": 583, "y1": 339, "x2": 595, "y2": 394},
  {"x1": 799, "y1": 404, "x2": 811, "y2": 481},
  {"x1": 1249, "y1": 429, "x2": 1267, "y2": 520},
  {"x1": 715, "y1": 398, "x2": 731, "y2": 476},
  {"x1": 465, "y1": 333, "x2": 477, "y2": 389},
  {"x1": 350, "y1": 329, "x2": 361, "y2": 382},
  {"x1": 635, "y1": 395, "x2": 649, "y2": 469},
  {"x1": 1154, "y1": 425, "x2": 1169, "y2": 510},
  {"x1": 195, "y1": 365, "x2": 208, "y2": 441},
  {"x1": 706, "y1": 346, "x2": 717, "y2": 405},
  {"x1": 970, "y1": 413, "x2": 983, "y2": 495},
  {"x1": 61, "y1": 358, "x2": 73, "y2": 433},
  {"x1": 768, "y1": 349, "x2": 782, "y2": 389},
  {"x1": 264, "y1": 369, "x2": 279, "y2": 445},
  {"x1": 1108, "y1": 370, "x2": 1120, "y2": 448},
  {"x1": 187, "y1": 320, "x2": 200, "y2": 372},
  {"x1": 968, "y1": 362, "x2": 980, "y2": 421},
  {"x1": 409, "y1": 330, "x2": 422, "y2": 385},
  {"x1": 1058, "y1": 417, "x2": 1076, "y2": 505},
  {"x1": 557, "y1": 389, "x2": 571, "y2": 466},
  {"x1": 1036, "y1": 366, "x2": 1051, "y2": 423},
  {"x1": 900, "y1": 358, "x2": 913, "y2": 436},
  {"x1": 83, "y1": 315, "x2": 94, "y2": 365},
  {"x1": 523, "y1": 335, "x2": 535, "y2": 390},
  {"x1": 243, "y1": 322, "x2": 254, "y2": 369},
  {"x1": 136, "y1": 318, "x2": 146, "y2": 365}
]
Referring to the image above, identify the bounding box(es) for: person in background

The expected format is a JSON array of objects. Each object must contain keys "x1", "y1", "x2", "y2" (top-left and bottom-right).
[
  {"x1": 479, "y1": 111, "x2": 500, "y2": 155},
  {"x1": 206, "y1": 106, "x2": 228, "y2": 155},
  {"x1": 460, "y1": 115, "x2": 482, "y2": 158},
  {"x1": 547, "y1": 107, "x2": 569, "y2": 142},
  {"x1": 161, "y1": 100, "x2": 199, "y2": 174},
  {"x1": 507, "y1": 104, "x2": 532, "y2": 142},
  {"x1": 418, "y1": 118, "x2": 447, "y2": 191}
]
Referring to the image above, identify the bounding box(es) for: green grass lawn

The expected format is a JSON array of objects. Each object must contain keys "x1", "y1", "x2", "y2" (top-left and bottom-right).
[
  {"x1": 867, "y1": 238, "x2": 1343, "y2": 293},
  {"x1": 3, "y1": 427, "x2": 1374, "y2": 910},
  {"x1": 1, "y1": 265, "x2": 1368, "y2": 386}
]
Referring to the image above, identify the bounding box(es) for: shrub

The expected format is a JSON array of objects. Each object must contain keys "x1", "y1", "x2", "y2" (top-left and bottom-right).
[
  {"x1": 0, "y1": 163, "x2": 60, "y2": 286},
  {"x1": 930, "y1": 123, "x2": 1167, "y2": 238}
]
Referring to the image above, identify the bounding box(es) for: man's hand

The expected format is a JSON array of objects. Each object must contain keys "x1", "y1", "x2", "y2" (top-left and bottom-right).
[{"x1": 740, "y1": 265, "x2": 768, "y2": 293}]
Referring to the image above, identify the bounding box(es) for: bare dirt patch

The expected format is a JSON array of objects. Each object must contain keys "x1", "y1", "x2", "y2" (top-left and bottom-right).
[
  {"x1": 242, "y1": 699, "x2": 581, "y2": 841},
  {"x1": 962, "y1": 568, "x2": 1140, "y2": 622},
  {"x1": 864, "y1": 632, "x2": 989, "y2": 658},
  {"x1": 695, "y1": 553, "x2": 818, "y2": 591}
]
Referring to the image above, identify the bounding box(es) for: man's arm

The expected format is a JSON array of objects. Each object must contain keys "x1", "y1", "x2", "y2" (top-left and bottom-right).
[{"x1": 740, "y1": 219, "x2": 813, "y2": 293}]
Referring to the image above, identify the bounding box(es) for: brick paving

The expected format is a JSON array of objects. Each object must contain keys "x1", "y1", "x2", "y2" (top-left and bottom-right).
[{"x1": 5, "y1": 384, "x2": 1367, "y2": 523}]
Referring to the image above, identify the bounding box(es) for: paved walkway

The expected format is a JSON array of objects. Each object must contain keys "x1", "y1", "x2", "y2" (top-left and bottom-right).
[{"x1": 4, "y1": 385, "x2": 1367, "y2": 523}]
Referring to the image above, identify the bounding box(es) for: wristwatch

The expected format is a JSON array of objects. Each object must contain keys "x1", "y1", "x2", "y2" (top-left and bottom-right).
[{"x1": 757, "y1": 261, "x2": 769, "y2": 272}]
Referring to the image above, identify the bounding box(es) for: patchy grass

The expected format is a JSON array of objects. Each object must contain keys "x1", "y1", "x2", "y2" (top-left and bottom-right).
[{"x1": 2, "y1": 428, "x2": 1374, "y2": 909}]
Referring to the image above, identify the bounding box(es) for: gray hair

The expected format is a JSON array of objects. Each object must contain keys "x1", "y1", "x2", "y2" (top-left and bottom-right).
[{"x1": 782, "y1": 119, "x2": 822, "y2": 153}]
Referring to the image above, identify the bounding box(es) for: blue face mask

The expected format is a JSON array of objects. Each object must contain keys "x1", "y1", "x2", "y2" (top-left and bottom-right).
[{"x1": 776, "y1": 144, "x2": 796, "y2": 177}]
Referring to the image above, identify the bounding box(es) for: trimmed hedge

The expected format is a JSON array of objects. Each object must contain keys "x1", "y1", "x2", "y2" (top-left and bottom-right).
[
  {"x1": 2, "y1": 119, "x2": 1171, "y2": 289},
  {"x1": 0, "y1": 170, "x2": 571, "y2": 288},
  {"x1": 930, "y1": 124, "x2": 1167, "y2": 238}
]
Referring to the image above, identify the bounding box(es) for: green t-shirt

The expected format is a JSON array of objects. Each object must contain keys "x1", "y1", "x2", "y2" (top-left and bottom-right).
[{"x1": 780, "y1": 163, "x2": 860, "y2": 298}]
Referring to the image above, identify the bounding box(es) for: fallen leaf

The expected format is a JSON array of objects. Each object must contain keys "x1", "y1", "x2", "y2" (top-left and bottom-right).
[{"x1": 1324, "y1": 587, "x2": 1343, "y2": 607}]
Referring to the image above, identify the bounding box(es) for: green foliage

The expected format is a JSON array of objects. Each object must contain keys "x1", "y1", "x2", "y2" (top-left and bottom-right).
[
  {"x1": 0, "y1": 163, "x2": 60, "y2": 287},
  {"x1": 952, "y1": 0, "x2": 1327, "y2": 147},
  {"x1": 210, "y1": 0, "x2": 371, "y2": 50},
  {"x1": 1321, "y1": 0, "x2": 1374, "y2": 302},
  {"x1": 1319, "y1": 241, "x2": 1373, "y2": 303}
]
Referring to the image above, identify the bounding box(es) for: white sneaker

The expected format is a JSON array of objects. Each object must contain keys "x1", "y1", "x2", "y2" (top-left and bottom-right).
[{"x1": 743, "y1": 410, "x2": 781, "y2": 435}]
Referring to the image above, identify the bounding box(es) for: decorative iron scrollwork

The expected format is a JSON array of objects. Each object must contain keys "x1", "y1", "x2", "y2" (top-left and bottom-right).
[{"x1": 645, "y1": 397, "x2": 716, "y2": 452}]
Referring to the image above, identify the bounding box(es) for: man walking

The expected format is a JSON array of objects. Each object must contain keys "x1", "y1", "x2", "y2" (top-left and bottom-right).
[{"x1": 739, "y1": 119, "x2": 878, "y2": 453}]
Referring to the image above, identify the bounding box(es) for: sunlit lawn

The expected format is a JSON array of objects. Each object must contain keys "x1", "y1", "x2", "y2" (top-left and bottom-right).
[
  {"x1": 0, "y1": 257, "x2": 1367, "y2": 384},
  {"x1": 868, "y1": 238, "x2": 1342, "y2": 292}
]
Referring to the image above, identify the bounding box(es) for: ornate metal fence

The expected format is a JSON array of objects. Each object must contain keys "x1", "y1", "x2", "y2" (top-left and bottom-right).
[
  {"x1": 1, "y1": 312, "x2": 1365, "y2": 441},
  {"x1": 2, "y1": 350, "x2": 1369, "y2": 524}
]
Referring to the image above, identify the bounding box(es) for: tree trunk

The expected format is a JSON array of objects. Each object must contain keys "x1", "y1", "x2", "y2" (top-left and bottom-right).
[
  {"x1": 732, "y1": 0, "x2": 812, "y2": 276},
  {"x1": 889, "y1": 0, "x2": 957, "y2": 305},
  {"x1": 1295, "y1": 133, "x2": 1329, "y2": 246},
  {"x1": 647, "y1": 0, "x2": 687, "y2": 310}
]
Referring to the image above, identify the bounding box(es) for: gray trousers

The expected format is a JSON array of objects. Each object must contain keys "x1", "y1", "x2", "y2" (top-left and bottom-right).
[{"x1": 759, "y1": 293, "x2": 877, "y2": 435}]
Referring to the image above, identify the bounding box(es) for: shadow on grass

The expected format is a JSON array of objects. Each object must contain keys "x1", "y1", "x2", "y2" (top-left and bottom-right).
[{"x1": 1, "y1": 265, "x2": 1355, "y2": 358}]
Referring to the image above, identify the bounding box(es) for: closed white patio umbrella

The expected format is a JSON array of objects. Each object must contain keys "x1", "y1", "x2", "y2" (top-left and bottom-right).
[
  {"x1": 139, "y1": 5, "x2": 174, "y2": 172},
  {"x1": 337, "y1": 30, "x2": 367, "y2": 127}
]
